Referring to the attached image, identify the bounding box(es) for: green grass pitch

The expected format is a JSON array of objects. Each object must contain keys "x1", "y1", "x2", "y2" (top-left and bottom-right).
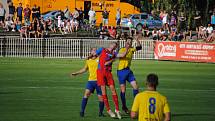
[{"x1": 0, "y1": 58, "x2": 215, "y2": 121}]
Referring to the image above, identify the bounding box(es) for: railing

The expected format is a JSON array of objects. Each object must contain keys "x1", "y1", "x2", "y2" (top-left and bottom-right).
[{"x1": 0, "y1": 37, "x2": 155, "y2": 59}]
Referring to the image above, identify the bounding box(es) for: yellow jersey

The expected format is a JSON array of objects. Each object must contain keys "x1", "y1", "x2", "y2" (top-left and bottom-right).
[
  {"x1": 85, "y1": 58, "x2": 99, "y2": 81},
  {"x1": 131, "y1": 91, "x2": 170, "y2": 121},
  {"x1": 117, "y1": 47, "x2": 136, "y2": 70}
]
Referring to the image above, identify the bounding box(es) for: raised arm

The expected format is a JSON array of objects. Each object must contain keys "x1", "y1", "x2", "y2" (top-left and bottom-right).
[{"x1": 70, "y1": 66, "x2": 88, "y2": 77}]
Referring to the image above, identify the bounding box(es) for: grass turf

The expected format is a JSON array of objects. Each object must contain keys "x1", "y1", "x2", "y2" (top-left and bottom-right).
[{"x1": 0, "y1": 58, "x2": 215, "y2": 121}]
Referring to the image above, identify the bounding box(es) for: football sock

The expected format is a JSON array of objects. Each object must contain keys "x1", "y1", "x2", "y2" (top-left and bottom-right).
[
  {"x1": 133, "y1": 89, "x2": 139, "y2": 97},
  {"x1": 99, "y1": 101, "x2": 104, "y2": 113},
  {"x1": 81, "y1": 97, "x2": 88, "y2": 113},
  {"x1": 102, "y1": 95, "x2": 110, "y2": 111},
  {"x1": 120, "y1": 92, "x2": 126, "y2": 108},
  {"x1": 112, "y1": 94, "x2": 119, "y2": 111}
]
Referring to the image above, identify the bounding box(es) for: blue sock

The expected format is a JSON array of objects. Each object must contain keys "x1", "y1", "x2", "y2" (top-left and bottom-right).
[
  {"x1": 81, "y1": 97, "x2": 88, "y2": 113},
  {"x1": 120, "y1": 92, "x2": 126, "y2": 108},
  {"x1": 133, "y1": 89, "x2": 139, "y2": 97},
  {"x1": 99, "y1": 101, "x2": 104, "y2": 113}
]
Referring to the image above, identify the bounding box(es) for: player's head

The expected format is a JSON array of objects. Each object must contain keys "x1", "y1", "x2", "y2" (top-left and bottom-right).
[
  {"x1": 146, "y1": 73, "x2": 159, "y2": 89},
  {"x1": 109, "y1": 42, "x2": 118, "y2": 50},
  {"x1": 90, "y1": 47, "x2": 97, "y2": 56},
  {"x1": 125, "y1": 37, "x2": 133, "y2": 48}
]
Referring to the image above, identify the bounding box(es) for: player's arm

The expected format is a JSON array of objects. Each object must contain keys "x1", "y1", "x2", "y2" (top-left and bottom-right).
[
  {"x1": 135, "y1": 34, "x2": 142, "y2": 51},
  {"x1": 130, "y1": 95, "x2": 139, "y2": 119},
  {"x1": 164, "y1": 112, "x2": 171, "y2": 121},
  {"x1": 116, "y1": 47, "x2": 129, "y2": 58},
  {"x1": 70, "y1": 65, "x2": 88, "y2": 76},
  {"x1": 130, "y1": 111, "x2": 138, "y2": 119},
  {"x1": 164, "y1": 97, "x2": 171, "y2": 121}
]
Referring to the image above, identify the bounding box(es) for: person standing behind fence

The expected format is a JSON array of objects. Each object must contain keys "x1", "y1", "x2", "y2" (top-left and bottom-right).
[
  {"x1": 24, "y1": 4, "x2": 31, "y2": 25},
  {"x1": 102, "y1": 8, "x2": 109, "y2": 26},
  {"x1": 79, "y1": 7, "x2": 84, "y2": 26},
  {"x1": 8, "y1": 2, "x2": 15, "y2": 20},
  {"x1": 16, "y1": 3, "x2": 23, "y2": 22},
  {"x1": 88, "y1": 8, "x2": 96, "y2": 27},
  {"x1": 73, "y1": 8, "x2": 79, "y2": 21},
  {"x1": 32, "y1": 4, "x2": 38, "y2": 20},
  {"x1": 131, "y1": 73, "x2": 171, "y2": 121},
  {"x1": 116, "y1": 8, "x2": 121, "y2": 27},
  {"x1": 64, "y1": 6, "x2": 70, "y2": 20},
  {"x1": 211, "y1": 12, "x2": 215, "y2": 29},
  {"x1": 0, "y1": 3, "x2": 6, "y2": 25}
]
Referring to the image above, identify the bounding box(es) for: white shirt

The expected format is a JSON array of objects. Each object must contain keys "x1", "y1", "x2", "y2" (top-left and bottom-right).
[
  {"x1": 88, "y1": 10, "x2": 95, "y2": 18},
  {"x1": 0, "y1": 8, "x2": 5, "y2": 16},
  {"x1": 206, "y1": 27, "x2": 213, "y2": 34},
  {"x1": 162, "y1": 14, "x2": 168, "y2": 24}
]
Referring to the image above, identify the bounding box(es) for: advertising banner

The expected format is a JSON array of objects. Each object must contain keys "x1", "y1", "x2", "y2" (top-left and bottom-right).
[{"x1": 154, "y1": 42, "x2": 215, "y2": 63}]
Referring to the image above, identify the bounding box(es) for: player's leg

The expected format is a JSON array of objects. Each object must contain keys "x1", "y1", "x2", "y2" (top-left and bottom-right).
[
  {"x1": 107, "y1": 72, "x2": 121, "y2": 119},
  {"x1": 80, "y1": 89, "x2": 91, "y2": 117},
  {"x1": 128, "y1": 69, "x2": 139, "y2": 97},
  {"x1": 95, "y1": 82, "x2": 105, "y2": 117},
  {"x1": 117, "y1": 69, "x2": 129, "y2": 113}
]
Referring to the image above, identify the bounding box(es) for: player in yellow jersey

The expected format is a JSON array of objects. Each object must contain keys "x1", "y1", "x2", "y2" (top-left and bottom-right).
[
  {"x1": 131, "y1": 73, "x2": 171, "y2": 121},
  {"x1": 71, "y1": 48, "x2": 104, "y2": 117},
  {"x1": 116, "y1": 35, "x2": 142, "y2": 114}
]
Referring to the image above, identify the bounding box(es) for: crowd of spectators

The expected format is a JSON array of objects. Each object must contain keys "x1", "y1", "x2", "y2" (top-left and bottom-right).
[{"x1": 0, "y1": 2, "x2": 214, "y2": 42}]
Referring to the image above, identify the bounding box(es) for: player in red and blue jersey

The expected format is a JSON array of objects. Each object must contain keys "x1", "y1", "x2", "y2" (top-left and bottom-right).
[{"x1": 95, "y1": 42, "x2": 122, "y2": 119}]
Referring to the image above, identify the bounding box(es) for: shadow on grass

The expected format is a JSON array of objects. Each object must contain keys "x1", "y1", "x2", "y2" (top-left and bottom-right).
[
  {"x1": 0, "y1": 91, "x2": 23, "y2": 95},
  {"x1": 172, "y1": 113, "x2": 215, "y2": 117}
]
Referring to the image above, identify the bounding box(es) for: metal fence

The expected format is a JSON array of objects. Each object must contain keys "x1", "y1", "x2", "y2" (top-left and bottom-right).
[{"x1": 0, "y1": 37, "x2": 154, "y2": 59}]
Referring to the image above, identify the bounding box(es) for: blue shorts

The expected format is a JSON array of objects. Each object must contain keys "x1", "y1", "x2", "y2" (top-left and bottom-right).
[
  {"x1": 86, "y1": 81, "x2": 102, "y2": 95},
  {"x1": 117, "y1": 68, "x2": 136, "y2": 85}
]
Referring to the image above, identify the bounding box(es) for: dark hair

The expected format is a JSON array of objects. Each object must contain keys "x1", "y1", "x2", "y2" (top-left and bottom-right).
[{"x1": 146, "y1": 73, "x2": 159, "y2": 87}]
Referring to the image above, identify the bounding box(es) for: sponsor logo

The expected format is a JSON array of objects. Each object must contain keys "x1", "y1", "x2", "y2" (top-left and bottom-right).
[{"x1": 157, "y1": 43, "x2": 176, "y2": 57}]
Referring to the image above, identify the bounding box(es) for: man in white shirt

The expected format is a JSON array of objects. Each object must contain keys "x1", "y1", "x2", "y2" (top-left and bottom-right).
[
  {"x1": 73, "y1": 8, "x2": 79, "y2": 20},
  {"x1": 64, "y1": 6, "x2": 70, "y2": 19},
  {"x1": 88, "y1": 8, "x2": 96, "y2": 26},
  {"x1": 206, "y1": 24, "x2": 213, "y2": 36}
]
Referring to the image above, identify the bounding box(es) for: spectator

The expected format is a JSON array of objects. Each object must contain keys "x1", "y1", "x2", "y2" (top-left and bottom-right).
[
  {"x1": 206, "y1": 24, "x2": 213, "y2": 36},
  {"x1": 152, "y1": 28, "x2": 159, "y2": 40},
  {"x1": 194, "y1": 11, "x2": 201, "y2": 33},
  {"x1": 162, "y1": 10, "x2": 168, "y2": 28},
  {"x1": 206, "y1": 30, "x2": 215, "y2": 42},
  {"x1": 73, "y1": 8, "x2": 79, "y2": 21},
  {"x1": 28, "y1": 23, "x2": 36, "y2": 38},
  {"x1": 37, "y1": 25, "x2": 43, "y2": 38},
  {"x1": 88, "y1": 8, "x2": 96, "y2": 27},
  {"x1": 37, "y1": 6, "x2": 41, "y2": 19},
  {"x1": 5, "y1": 17, "x2": 15, "y2": 31},
  {"x1": 0, "y1": 3, "x2": 6, "y2": 25},
  {"x1": 16, "y1": 3, "x2": 23, "y2": 22},
  {"x1": 211, "y1": 12, "x2": 215, "y2": 29},
  {"x1": 108, "y1": 26, "x2": 116, "y2": 38},
  {"x1": 32, "y1": 4, "x2": 38, "y2": 20},
  {"x1": 64, "y1": 6, "x2": 70, "y2": 19},
  {"x1": 8, "y1": 2, "x2": 15, "y2": 20},
  {"x1": 170, "y1": 14, "x2": 177, "y2": 26},
  {"x1": 178, "y1": 12, "x2": 187, "y2": 32},
  {"x1": 116, "y1": 8, "x2": 121, "y2": 26},
  {"x1": 102, "y1": 8, "x2": 109, "y2": 26},
  {"x1": 24, "y1": 4, "x2": 31, "y2": 24},
  {"x1": 198, "y1": 26, "x2": 207, "y2": 39},
  {"x1": 19, "y1": 26, "x2": 27, "y2": 38},
  {"x1": 79, "y1": 7, "x2": 84, "y2": 26}
]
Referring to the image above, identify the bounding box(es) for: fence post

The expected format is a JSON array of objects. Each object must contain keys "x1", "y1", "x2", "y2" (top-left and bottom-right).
[
  {"x1": 80, "y1": 39, "x2": 83, "y2": 59},
  {"x1": 2, "y1": 37, "x2": 7, "y2": 57},
  {"x1": 42, "y1": 38, "x2": 46, "y2": 58}
]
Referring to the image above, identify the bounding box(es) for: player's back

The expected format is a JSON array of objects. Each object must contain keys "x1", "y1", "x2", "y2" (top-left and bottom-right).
[{"x1": 132, "y1": 91, "x2": 170, "y2": 121}]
